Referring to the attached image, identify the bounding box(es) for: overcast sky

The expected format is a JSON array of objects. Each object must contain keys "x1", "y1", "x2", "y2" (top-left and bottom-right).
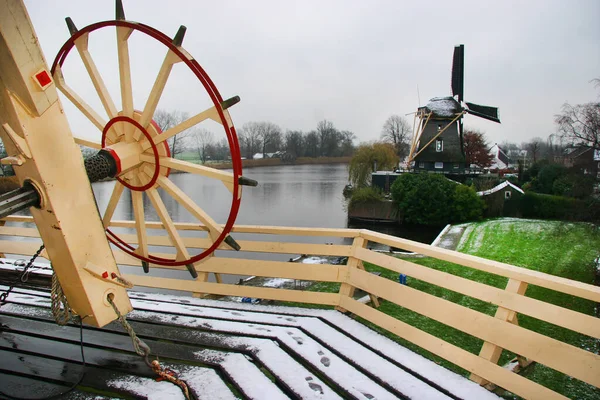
[{"x1": 25, "y1": 0, "x2": 600, "y2": 147}]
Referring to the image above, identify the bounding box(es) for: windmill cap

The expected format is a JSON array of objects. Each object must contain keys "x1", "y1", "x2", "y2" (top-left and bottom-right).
[{"x1": 419, "y1": 96, "x2": 462, "y2": 118}]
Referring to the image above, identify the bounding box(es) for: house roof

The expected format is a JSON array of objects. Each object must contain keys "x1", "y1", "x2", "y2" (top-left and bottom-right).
[
  {"x1": 564, "y1": 146, "x2": 591, "y2": 159},
  {"x1": 477, "y1": 181, "x2": 524, "y2": 196}
]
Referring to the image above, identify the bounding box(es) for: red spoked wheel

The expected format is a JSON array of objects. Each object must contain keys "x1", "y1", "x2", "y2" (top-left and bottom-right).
[{"x1": 50, "y1": 2, "x2": 253, "y2": 276}]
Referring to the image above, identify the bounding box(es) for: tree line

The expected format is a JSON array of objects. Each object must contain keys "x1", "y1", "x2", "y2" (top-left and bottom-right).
[{"x1": 151, "y1": 113, "x2": 357, "y2": 162}]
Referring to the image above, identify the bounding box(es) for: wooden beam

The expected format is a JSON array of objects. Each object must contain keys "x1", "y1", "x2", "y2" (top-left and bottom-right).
[
  {"x1": 471, "y1": 279, "x2": 529, "y2": 385},
  {"x1": 125, "y1": 274, "x2": 341, "y2": 306},
  {"x1": 53, "y1": 66, "x2": 107, "y2": 131},
  {"x1": 360, "y1": 230, "x2": 600, "y2": 303},
  {"x1": 102, "y1": 182, "x2": 125, "y2": 228},
  {"x1": 73, "y1": 32, "x2": 119, "y2": 120},
  {"x1": 346, "y1": 267, "x2": 600, "y2": 387},
  {"x1": 339, "y1": 297, "x2": 567, "y2": 400},
  {"x1": 356, "y1": 248, "x2": 600, "y2": 339},
  {"x1": 412, "y1": 112, "x2": 465, "y2": 160},
  {"x1": 137, "y1": 51, "x2": 180, "y2": 137}
]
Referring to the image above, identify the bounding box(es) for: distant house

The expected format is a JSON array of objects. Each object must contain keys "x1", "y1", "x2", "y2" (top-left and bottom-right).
[
  {"x1": 557, "y1": 146, "x2": 600, "y2": 179},
  {"x1": 477, "y1": 181, "x2": 524, "y2": 217},
  {"x1": 506, "y1": 149, "x2": 528, "y2": 168},
  {"x1": 488, "y1": 144, "x2": 511, "y2": 170}
]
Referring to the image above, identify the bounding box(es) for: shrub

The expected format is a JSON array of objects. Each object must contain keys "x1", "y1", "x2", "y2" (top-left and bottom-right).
[
  {"x1": 348, "y1": 142, "x2": 398, "y2": 187},
  {"x1": 348, "y1": 186, "x2": 385, "y2": 209},
  {"x1": 519, "y1": 192, "x2": 600, "y2": 222},
  {"x1": 390, "y1": 173, "x2": 484, "y2": 225}
]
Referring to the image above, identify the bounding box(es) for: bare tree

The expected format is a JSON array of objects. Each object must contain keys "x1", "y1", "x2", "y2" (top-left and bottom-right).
[
  {"x1": 153, "y1": 109, "x2": 191, "y2": 157},
  {"x1": 316, "y1": 120, "x2": 337, "y2": 156},
  {"x1": 555, "y1": 101, "x2": 600, "y2": 150},
  {"x1": 257, "y1": 122, "x2": 282, "y2": 157},
  {"x1": 524, "y1": 137, "x2": 544, "y2": 163},
  {"x1": 380, "y1": 115, "x2": 412, "y2": 159},
  {"x1": 239, "y1": 122, "x2": 262, "y2": 159},
  {"x1": 193, "y1": 129, "x2": 214, "y2": 164},
  {"x1": 304, "y1": 131, "x2": 319, "y2": 157},
  {"x1": 285, "y1": 130, "x2": 304, "y2": 156}
]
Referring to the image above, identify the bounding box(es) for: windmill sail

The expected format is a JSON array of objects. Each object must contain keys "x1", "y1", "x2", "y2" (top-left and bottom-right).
[
  {"x1": 451, "y1": 44, "x2": 464, "y2": 102},
  {"x1": 465, "y1": 102, "x2": 501, "y2": 123}
]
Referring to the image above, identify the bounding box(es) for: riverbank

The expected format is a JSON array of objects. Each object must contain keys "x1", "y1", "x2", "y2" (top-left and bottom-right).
[
  {"x1": 283, "y1": 218, "x2": 599, "y2": 399},
  {"x1": 180, "y1": 156, "x2": 351, "y2": 170}
]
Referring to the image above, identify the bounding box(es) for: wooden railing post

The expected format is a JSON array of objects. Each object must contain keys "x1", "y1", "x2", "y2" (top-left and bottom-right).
[
  {"x1": 336, "y1": 235, "x2": 379, "y2": 312},
  {"x1": 470, "y1": 278, "x2": 529, "y2": 385}
]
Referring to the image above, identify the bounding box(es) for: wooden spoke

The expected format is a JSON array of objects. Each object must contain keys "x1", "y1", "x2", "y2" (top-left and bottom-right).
[
  {"x1": 137, "y1": 51, "x2": 181, "y2": 138},
  {"x1": 130, "y1": 177, "x2": 148, "y2": 258},
  {"x1": 146, "y1": 187, "x2": 191, "y2": 261},
  {"x1": 73, "y1": 136, "x2": 102, "y2": 150},
  {"x1": 53, "y1": 66, "x2": 107, "y2": 131},
  {"x1": 140, "y1": 104, "x2": 223, "y2": 150},
  {"x1": 102, "y1": 182, "x2": 125, "y2": 228},
  {"x1": 73, "y1": 32, "x2": 119, "y2": 119},
  {"x1": 140, "y1": 155, "x2": 234, "y2": 193},
  {"x1": 155, "y1": 175, "x2": 222, "y2": 242},
  {"x1": 117, "y1": 26, "x2": 135, "y2": 141}
]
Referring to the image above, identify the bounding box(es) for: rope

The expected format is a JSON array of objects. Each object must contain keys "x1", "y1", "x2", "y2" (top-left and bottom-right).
[
  {"x1": 50, "y1": 273, "x2": 73, "y2": 325},
  {"x1": 107, "y1": 294, "x2": 195, "y2": 400}
]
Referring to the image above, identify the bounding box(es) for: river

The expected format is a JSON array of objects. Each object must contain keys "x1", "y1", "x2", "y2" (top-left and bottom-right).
[{"x1": 90, "y1": 163, "x2": 441, "y2": 287}]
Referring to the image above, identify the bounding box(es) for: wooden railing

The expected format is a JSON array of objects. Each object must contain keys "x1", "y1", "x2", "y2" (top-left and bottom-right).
[{"x1": 1, "y1": 215, "x2": 599, "y2": 400}]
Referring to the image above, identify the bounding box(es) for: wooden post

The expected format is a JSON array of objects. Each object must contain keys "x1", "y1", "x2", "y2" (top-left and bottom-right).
[
  {"x1": 470, "y1": 278, "x2": 529, "y2": 385},
  {"x1": 0, "y1": 0, "x2": 132, "y2": 327},
  {"x1": 336, "y1": 236, "x2": 379, "y2": 312}
]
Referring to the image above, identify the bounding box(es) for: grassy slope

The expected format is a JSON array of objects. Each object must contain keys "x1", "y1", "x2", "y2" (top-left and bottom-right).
[{"x1": 300, "y1": 219, "x2": 600, "y2": 399}]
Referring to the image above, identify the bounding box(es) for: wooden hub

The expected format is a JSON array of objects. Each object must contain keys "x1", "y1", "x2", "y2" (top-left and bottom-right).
[{"x1": 101, "y1": 111, "x2": 170, "y2": 191}]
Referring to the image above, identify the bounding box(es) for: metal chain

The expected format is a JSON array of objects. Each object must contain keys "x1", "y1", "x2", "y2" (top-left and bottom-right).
[
  {"x1": 0, "y1": 244, "x2": 45, "y2": 304},
  {"x1": 106, "y1": 294, "x2": 194, "y2": 400}
]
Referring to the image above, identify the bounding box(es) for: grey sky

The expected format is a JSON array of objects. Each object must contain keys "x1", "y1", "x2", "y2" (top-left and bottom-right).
[{"x1": 25, "y1": 0, "x2": 600, "y2": 147}]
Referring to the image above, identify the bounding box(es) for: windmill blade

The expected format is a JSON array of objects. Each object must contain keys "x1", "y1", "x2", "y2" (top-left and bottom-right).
[
  {"x1": 465, "y1": 102, "x2": 501, "y2": 123},
  {"x1": 451, "y1": 44, "x2": 464, "y2": 102}
]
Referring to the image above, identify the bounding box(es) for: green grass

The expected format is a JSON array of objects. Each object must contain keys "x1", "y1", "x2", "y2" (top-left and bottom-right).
[{"x1": 289, "y1": 219, "x2": 600, "y2": 399}]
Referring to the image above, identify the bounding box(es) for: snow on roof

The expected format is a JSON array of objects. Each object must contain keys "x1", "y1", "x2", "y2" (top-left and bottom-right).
[
  {"x1": 477, "y1": 181, "x2": 524, "y2": 196},
  {"x1": 421, "y1": 96, "x2": 463, "y2": 118},
  {"x1": 3, "y1": 286, "x2": 499, "y2": 400}
]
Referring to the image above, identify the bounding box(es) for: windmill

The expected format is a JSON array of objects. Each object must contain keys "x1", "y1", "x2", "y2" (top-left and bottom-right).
[{"x1": 407, "y1": 45, "x2": 501, "y2": 173}]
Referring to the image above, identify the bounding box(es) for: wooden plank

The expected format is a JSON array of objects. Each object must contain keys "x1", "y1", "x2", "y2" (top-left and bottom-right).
[
  {"x1": 339, "y1": 297, "x2": 567, "y2": 400},
  {"x1": 346, "y1": 267, "x2": 600, "y2": 387},
  {"x1": 138, "y1": 51, "x2": 180, "y2": 135},
  {"x1": 0, "y1": 227, "x2": 352, "y2": 257},
  {"x1": 74, "y1": 32, "x2": 119, "y2": 120},
  {"x1": 156, "y1": 175, "x2": 222, "y2": 242},
  {"x1": 53, "y1": 66, "x2": 107, "y2": 131},
  {"x1": 143, "y1": 105, "x2": 222, "y2": 150},
  {"x1": 0, "y1": 241, "x2": 347, "y2": 285},
  {"x1": 125, "y1": 274, "x2": 340, "y2": 306},
  {"x1": 103, "y1": 182, "x2": 125, "y2": 227},
  {"x1": 131, "y1": 188, "x2": 148, "y2": 258},
  {"x1": 146, "y1": 188, "x2": 191, "y2": 262},
  {"x1": 357, "y1": 248, "x2": 600, "y2": 339},
  {"x1": 471, "y1": 279, "x2": 529, "y2": 385},
  {"x1": 0, "y1": 216, "x2": 361, "y2": 238},
  {"x1": 360, "y1": 230, "x2": 600, "y2": 303}
]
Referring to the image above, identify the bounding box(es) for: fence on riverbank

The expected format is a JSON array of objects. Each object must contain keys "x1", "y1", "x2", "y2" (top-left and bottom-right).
[{"x1": 0, "y1": 215, "x2": 598, "y2": 400}]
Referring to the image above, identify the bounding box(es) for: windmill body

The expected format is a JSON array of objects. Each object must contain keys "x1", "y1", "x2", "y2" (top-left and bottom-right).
[
  {"x1": 407, "y1": 45, "x2": 500, "y2": 175},
  {"x1": 413, "y1": 96, "x2": 466, "y2": 173}
]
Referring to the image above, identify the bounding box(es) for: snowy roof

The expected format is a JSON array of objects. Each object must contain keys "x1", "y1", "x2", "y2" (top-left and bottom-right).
[
  {"x1": 1, "y1": 280, "x2": 500, "y2": 400},
  {"x1": 477, "y1": 181, "x2": 524, "y2": 196},
  {"x1": 420, "y1": 96, "x2": 463, "y2": 118}
]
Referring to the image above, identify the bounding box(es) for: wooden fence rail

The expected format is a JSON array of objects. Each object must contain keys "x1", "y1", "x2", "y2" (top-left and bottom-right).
[{"x1": 1, "y1": 216, "x2": 599, "y2": 400}]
